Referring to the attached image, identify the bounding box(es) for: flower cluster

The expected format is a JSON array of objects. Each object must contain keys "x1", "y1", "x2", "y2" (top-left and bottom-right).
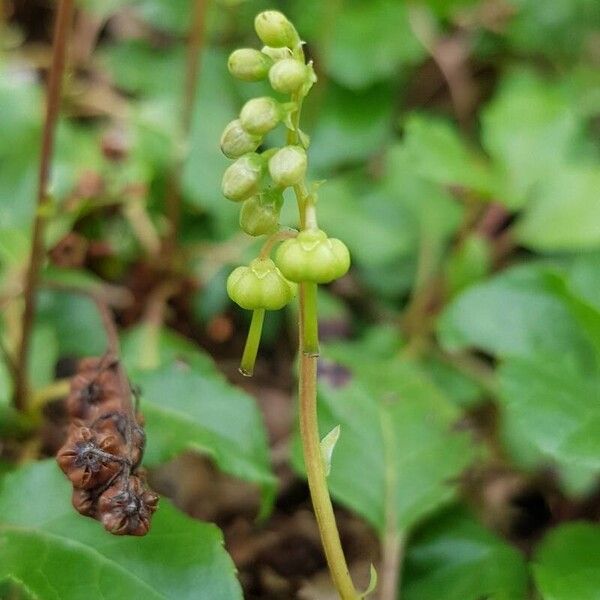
[
  {"x1": 56, "y1": 355, "x2": 158, "y2": 536},
  {"x1": 221, "y1": 10, "x2": 315, "y2": 237},
  {"x1": 222, "y1": 10, "x2": 350, "y2": 374}
]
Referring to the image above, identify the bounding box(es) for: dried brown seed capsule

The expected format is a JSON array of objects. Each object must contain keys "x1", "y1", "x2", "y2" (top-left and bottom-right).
[
  {"x1": 67, "y1": 357, "x2": 122, "y2": 419},
  {"x1": 57, "y1": 426, "x2": 123, "y2": 489},
  {"x1": 72, "y1": 487, "x2": 98, "y2": 517},
  {"x1": 99, "y1": 476, "x2": 159, "y2": 536},
  {"x1": 57, "y1": 351, "x2": 157, "y2": 535}
]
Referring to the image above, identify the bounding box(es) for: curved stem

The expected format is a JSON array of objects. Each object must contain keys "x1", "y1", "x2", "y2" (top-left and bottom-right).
[
  {"x1": 285, "y1": 35, "x2": 359, "y2": 598},
  {"x1": 298, "y1": 319, "x2": 358, "y2": 599},
  {"x1": 259, "y1": 228, "x2": 297, "y2": 259},
  {"x1": 239, "y1": 308, "x2": 265, "y2": 377}
]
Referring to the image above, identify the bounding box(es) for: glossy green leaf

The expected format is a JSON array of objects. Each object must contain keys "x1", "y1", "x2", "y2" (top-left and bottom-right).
[
  {"x1": 516, "y1": 166, "x2": 600, "y2": 251},
  {"x1": 125, "y1": 330, "x2": 275, "y2": 514},
  {"x1": 323, "y1": 0, "x2": 424, "y2": 89},
  {"x1": 532, "y1": 522, "x2": 600, "y2": 600},
  {"x1": 402, "y1": 114, "x2": 492, "y2": 194},
  {"x1": 102, "y1": 40, "x2": 183, "y2": 97},
  {"x1": 505, "y1": 0, "x2": 600, "y2": 59},
  {"x1": 498, "y1": 357, "x2": 600, "y2": 487},
  {"x1": 0, "y1": 461, "x2": 242, "y2": 599},
  {"x1": 437, "y1": 264, "x2": 596, "y2": 368},
  {"x1": 402, "y1": 508, "x2": 528, "y2": 600},
  {"x1": 35, "y1": 289, "x2": 107, "y2": 357},
  {"x1": 182, "y1": 50, "x2": 238, "y2": 215},
  {"x1": 309, "y1": 82, "x2": 393, "y2": 173},
  {"x1": 481, "y1": 72, "x2": 586, "y2": 209},
  {"x1": 293, "y1": 349, "x2": 476, "y2": 534}
]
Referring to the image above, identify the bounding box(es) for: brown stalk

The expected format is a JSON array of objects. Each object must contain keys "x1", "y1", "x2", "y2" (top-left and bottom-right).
[
  {"x1": 163, "y1": 0, "x2": 209, "y2": 261},
  {"x1": 13, "y1": 0, "x2": 75, "y2": 412}
]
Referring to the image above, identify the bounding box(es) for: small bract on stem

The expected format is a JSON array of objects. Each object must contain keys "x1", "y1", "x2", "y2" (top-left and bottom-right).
[{"x1": 221, "y1": 10, "x2": 360, "y2": 599}]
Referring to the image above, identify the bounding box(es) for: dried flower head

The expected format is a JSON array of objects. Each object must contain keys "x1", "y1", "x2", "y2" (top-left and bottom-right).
[
  {"x1": 57, "y1": 426, "x2": 122, "y2": 489},
  {"x1": 99, "y1": 476, "x2": 159, "y2": 536}
]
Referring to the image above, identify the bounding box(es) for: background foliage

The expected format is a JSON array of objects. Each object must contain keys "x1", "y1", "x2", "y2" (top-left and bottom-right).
[{"x1": 1, "y1": 0, "x2": 599, "y2": 598}]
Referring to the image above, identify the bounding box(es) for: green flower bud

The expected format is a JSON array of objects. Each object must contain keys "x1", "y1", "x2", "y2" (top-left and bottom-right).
[
  {"x1": 240, "y1": 97, "x2": 283, "y2": 136},
  {"x1": 268, "y1": 58, "x2": 307, "y2": 94},
  {"x1": 254, "y1": 10, "x2": 297, "y2": 48},
  {"x1": 239, "y1": 188, "x2": 283, "y2": 236},
  {"x1": 220, "y1": 119, "x2": 262, "y2": 159},
  {"x1": 275, "y1": 229, "x2": 350, "y2": 283},
  {"x1": 261, "y1": 46, "x2": 292, "y2": 62},
  {"x1": 221, "y1": 153, "x2": 264, "y2": 202},
  {"x1": 268, "y1": 145, "x2": 307, "y2": 188},
  {"x1": 228, "y1": 48, "x2": 272, "y2": 82},
  {"x1": 227, "y1": 257, "x2": 297, "y2": 310}
]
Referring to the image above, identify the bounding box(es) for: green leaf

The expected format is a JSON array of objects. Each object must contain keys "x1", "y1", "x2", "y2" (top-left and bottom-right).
[
  {"x1": 437, "y1": 264, "x2": 597, "y2": 368},
  {"x1": 121, "y1": 324, "x2": 216, "y2": 373},
  {"x1": 481, "y1": 72, "x2": 586, "y2": 209},
  {"x1": 35, "y1": 289, "x2": 107, "y2": 357},
  {"x1": 124, "y1": 328, "x2": 276, "y2": 515},
  {"x1": 29, "y1": 325, "x2": 59, "y2": 391},
  {"x1": 402, "y1": 508, "x2": 528, "y2": 600},
  {"x1": 309, "y1": 82, "x2": 393, "y2": 173},
  {"x1": 293, "y1": 350, "x2": 476, "y2": 534},
  {"x1": 323, "y1": 0, "x2": 424, "y2": 89},
  {"x1": 532, "y1": 522, "x2": 600, "y2": 600},
  {"x1": 402, "y1": 114, "x2": 492, "y2": 194},
  {"x1": 102, "y1": 40, "x2": 183, "y2": 97},
  {"x1": 498, "y1": 357, "x2": 600, "y2": 490},
  {"x1": 0, "y1": 461, "x2": 242, "y2": 599},
  {"x1": 516, "y1": 166, "x2": 600, "y2": 251},
  {"x1": 505, "y1": 0, "x2": 600, "y2": 59},
  {"x1": 320, "y1": 425, "x2": 341, "y2": 477},
  {"x1": 445, "y1": 234, "x2": 492, "y2": 298},
  {"x1": 420, "y1": 355, "x2": 484, "y2": 410},
  {"x1": 182, "y1": 50, "x2": 238, "y2": 217}
]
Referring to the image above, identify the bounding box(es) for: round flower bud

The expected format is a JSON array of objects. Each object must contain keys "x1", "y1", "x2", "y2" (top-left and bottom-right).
[
  {"x1": 268, "y1": 58, "x2": 307, "y2": 94},
  {"x1": 254, "y1": 10, "x2": 297, "y2": 48},
  {"x1": 268, "y1": 145, "x2": 307, "y2": 188},
  {"x1": 261, "y1": 46, "x2": 292, "y2": 62},
  {"x1": 239, "y1": 189, "x2": 283, "y2": 237},
  {"x1": 227, "y1": 257, "x2": 297, "y2": 311},
  {"x1": 228, "y1": 48, "x2": 272, "y2": 81},
  {"x1": 221, "y1": 153, "x2": 264, "y2": 202},
  {"x1": 275, "y1": 229, "x2": 351, "y2": 284},
  {"x1": 220, "y1": 119, "x2": 261, "y2": 159},
  {"x1": 240, "y1": 96, "x2": 283, "y2": 136}
]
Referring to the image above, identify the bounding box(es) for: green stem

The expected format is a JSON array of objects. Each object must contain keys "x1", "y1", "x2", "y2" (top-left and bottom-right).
[
  {"x1": 301, "y1": 281, "x2": 319, "y2": 356},
  {"x1": 284, "y1": 37, "x2": 358, "y2": 598},
  {"x1": 259, "y1": 228, "x2": 297, "y2": 259},
  {"x1": 299, "y1": 345, "x2": 359, "y2": 599},
  {"x1": 239, "y1": 308, "x2": 265, "y2": 377}
]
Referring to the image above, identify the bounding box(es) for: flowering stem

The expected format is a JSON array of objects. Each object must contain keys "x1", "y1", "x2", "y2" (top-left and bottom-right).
[
  {"x1": 288, "y1": 53, "x2": 358, "y2": 592},
  {"x1": 301, "y1": 282, "x2": 319, "y2": 356},
  {"x1": 13, "y1": 0, "x2": 75, "y2": 412},
  {"x1": 298, "y1": 326, "x2": 359, "y2": 599},
  {"x1": 239, "y1": 308, "x2": 265, "y2": 377}
]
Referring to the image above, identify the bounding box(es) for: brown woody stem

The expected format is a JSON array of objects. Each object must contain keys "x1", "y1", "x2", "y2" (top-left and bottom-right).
[
  {"x1": 163, "y1": 0, "x2": 208, "y2": 261},
  {"x1": 13, "y1": 0, "x2": 75, "y2": 412}
]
